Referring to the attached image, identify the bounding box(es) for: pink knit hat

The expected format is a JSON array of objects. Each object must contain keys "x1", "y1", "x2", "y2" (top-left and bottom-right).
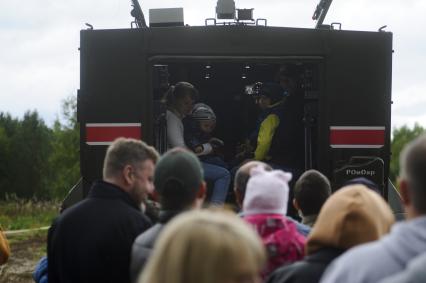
[{"x1": 243, "y1": 165, "x2": 292, "y2": 216}]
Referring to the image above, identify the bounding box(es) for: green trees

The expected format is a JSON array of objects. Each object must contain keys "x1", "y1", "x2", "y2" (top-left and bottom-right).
[
  {"x1": 0, "y1": 112, "x2": 52, "y2": 198},
  {"x1": 48, "y1": 96, "x2": 80, "y2": 199},
  {"x1": 390, "y1": 123, "x2": 425, "y2": 184},
  {"x1": 0, "y1": 114, "x2": 17, "y2": 197},
  {"x1": 12, "y1": 111, "x2": 52, "y2": 198},
  {"x1": 0, "y1": 96, "x2": 80, "y2": 199}
]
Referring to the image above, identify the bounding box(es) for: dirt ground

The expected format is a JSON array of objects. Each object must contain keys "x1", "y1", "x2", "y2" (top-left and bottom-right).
[{"x1": 0, "y1": 232, "x2": 46, "y2": 283}]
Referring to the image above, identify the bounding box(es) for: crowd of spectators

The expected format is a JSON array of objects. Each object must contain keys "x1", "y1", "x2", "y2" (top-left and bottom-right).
[
  {"x1": 38, "y1": 133, "x2": 426, "y2": 283},
  {"x1": 31, "y1": 80, "x2": 426, "y2": 283}
]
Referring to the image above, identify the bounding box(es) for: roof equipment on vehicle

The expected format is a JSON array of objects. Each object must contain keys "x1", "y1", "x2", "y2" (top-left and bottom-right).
[
  {"x1": 312, "y1": 0, "x2": 333, "y2": 29},
  {"x1": 130, "y1": 0, "x2": 147, "y2": 28}
]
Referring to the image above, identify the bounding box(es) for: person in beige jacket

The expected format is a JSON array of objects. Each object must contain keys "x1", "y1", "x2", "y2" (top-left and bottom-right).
[{"x1": 266, "y1": 184, "x2": 395, "y2": 283}]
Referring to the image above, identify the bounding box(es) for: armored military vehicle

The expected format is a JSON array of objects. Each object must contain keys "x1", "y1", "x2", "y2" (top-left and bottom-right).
[{"x1": 67, "y1": 0, "x2": 402, "y2": 216}]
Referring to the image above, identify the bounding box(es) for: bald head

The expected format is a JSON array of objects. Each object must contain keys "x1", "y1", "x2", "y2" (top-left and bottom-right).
[{"x1": 234, "y1": 161, "x2": 272, "y2": 208}]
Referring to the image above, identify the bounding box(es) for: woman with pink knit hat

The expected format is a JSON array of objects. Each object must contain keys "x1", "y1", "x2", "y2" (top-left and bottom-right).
[{"x1": 242, "y1": 165, "x2": 306, "y2": 278}]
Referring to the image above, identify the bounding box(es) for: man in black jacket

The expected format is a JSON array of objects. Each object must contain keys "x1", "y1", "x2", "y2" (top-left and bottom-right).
[
  {"x1": 130, "y1": 148, "x2": 206, "y2": 282},
  {"x1": 48, "y1": 138, "x2": 159, "y2": 283}
]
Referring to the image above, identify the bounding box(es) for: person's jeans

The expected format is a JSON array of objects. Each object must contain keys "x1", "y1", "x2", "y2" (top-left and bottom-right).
[{"x1": 202, "y1": 162, "x2": 231, "y2": 205}]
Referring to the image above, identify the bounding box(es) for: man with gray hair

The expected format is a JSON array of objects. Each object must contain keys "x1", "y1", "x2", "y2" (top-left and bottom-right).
[
  {"x1": 48, "y1": 138, "x2": 159, "y2": 283},
  {"x1": 321, "y1": 134, "x2": 426, "y2": 283}
]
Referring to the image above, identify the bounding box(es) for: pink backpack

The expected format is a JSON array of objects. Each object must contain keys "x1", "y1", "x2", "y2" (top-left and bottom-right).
[{"x1": 244, "y1": 214, "x2": 306, "y2": 278}]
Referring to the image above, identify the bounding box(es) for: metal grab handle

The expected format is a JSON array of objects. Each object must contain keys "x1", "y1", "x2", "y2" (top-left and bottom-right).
[
  {"x1": 256, "y1": 18, "x2": 267, "y2": 26},
  {"x1": 205, "y1": 18, "x2": 217, "y2": 26}
]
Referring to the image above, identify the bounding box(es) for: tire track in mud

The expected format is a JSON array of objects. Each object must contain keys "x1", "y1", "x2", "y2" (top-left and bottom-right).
[{"x1": 4, "y1": 226, "x2": 50, "y2": 236}]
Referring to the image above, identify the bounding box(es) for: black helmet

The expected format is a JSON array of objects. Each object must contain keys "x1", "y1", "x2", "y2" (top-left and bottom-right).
[{"x1": 259, "y1": 82, "x2": 286, "y2": 104}]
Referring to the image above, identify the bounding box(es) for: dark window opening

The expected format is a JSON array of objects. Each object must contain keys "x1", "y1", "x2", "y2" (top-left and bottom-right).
[{"x1": 151, "y1": 59, "x2": 321, "y2": 173}]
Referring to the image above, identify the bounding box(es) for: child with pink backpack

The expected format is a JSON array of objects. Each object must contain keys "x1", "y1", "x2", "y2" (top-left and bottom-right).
[{"x1": 243, "y1": 165, "x2": 306, "y2": 278}]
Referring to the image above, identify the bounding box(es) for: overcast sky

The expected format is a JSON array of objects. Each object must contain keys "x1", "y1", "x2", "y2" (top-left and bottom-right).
[{"x1": 1, "y1": 0, "x2": 425, "y2": 129}]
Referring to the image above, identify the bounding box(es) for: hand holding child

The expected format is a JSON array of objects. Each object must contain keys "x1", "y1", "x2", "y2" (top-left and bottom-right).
[{"x1": 209, "y1": 137, "x2": 224, "y2": 148}]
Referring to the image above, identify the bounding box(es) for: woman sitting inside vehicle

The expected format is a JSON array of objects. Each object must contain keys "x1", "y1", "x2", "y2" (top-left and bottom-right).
[{"x1": 164, "y1": 83, "x2": 230, "y2": 205}]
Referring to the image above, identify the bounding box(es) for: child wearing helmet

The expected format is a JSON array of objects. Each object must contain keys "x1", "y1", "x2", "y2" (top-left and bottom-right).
[
  {"x1": 184, "y1": 103, "x2": 228, "y2": 168},
  {"x1": 184, "y1": 103, "x2": 230, "y2": 205}
]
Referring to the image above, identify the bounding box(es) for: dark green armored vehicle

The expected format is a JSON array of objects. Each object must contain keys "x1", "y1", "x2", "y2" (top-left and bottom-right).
[{"x1": 69, "y1": 0, "x2": 402, "y2": 216}]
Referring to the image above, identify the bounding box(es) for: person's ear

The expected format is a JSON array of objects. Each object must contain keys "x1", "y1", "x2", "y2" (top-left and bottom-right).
[
  {"x1": 399, "y1": 178, "x2": 411, "y2": 207},
  {"x1": 193, "y1": 181, "x2": 207, "y2": 209},
  {"x1": 151, "y1": 190, "x2": 159, "y2": 202},
  {"x1": 123, "y1": 165, "x2": 133, "y2": 185},
  {"x1": 197, "y1": 181, "x2": 207, "y2": 200},
  {"x1": 293, "y1": 199, "x2": 300, "y2": 211},
  {"x1": 235, "y1": 189, "x2": 243, "y2": 208}
]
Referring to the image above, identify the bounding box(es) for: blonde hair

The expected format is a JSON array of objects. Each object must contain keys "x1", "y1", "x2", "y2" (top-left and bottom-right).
[{"x1": 139, "y1": 210, "x2": 266, "y2": 283}]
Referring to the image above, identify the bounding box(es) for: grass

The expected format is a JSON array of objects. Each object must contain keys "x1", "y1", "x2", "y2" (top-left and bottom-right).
[
  {"x1": 0, "y1": 197, "x2": 60, "y2": 231},
  {"x1": 0, "y1": 198, "x2": 57, "y2": 283}
]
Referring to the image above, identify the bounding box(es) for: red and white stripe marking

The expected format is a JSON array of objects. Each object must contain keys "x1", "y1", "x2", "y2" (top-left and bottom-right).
[
  {"x1": 330, "y1": 126, "x2": 385, "y2": 149},
  {"x1": 86, "y1": 123, "x2": 142, "y2": 145}
]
